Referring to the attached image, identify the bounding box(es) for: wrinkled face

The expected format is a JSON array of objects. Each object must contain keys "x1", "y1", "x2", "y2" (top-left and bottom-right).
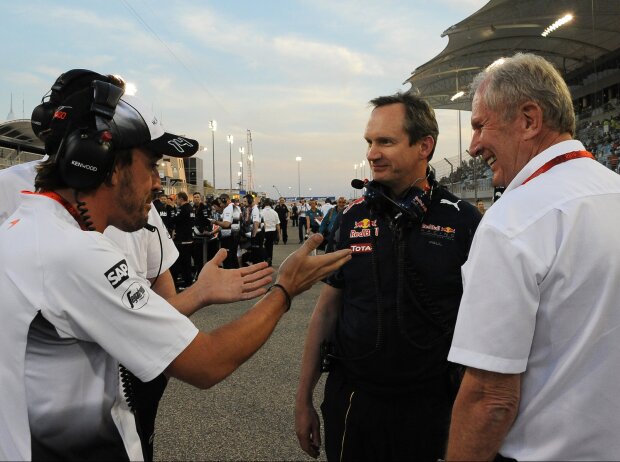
[
  {"x1": 469, "y1": 93, "x2": 524, "y2": 187},
  {"x1": 113, "y1": 148, "x2": 161, "y2": 232},
  {"x1": 365, "y1": 103, "x2": 432, "y2": 196}
]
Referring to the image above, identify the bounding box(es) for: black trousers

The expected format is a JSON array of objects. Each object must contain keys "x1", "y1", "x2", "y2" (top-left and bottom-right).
[
  {"x1": 264, "y1": 230, "x2": 277, "y2": 264},
  {"x1": 321, "y1": 370, "x2": 451, "y2": 462},
  {"x1": 279, "y1": 220, "x2": 288, "y2": 244},
  {"x1": 298, "y1": 218, "x2": 307, "y2": 242},
  {"x1": 220, "y1": 235, "x2": 239, "y2": 269},
  {"x1": 172, "y1": 241, "x2": 193, "y2": 287}
]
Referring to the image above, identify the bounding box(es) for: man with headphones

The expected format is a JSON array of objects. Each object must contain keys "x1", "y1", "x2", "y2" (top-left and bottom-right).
[
  {"x1": 0, "y1": 70, "x2": 352, "y2": 461},
  {"x1": 295, "y1": 92, "x2": 481, "y2": 461}
]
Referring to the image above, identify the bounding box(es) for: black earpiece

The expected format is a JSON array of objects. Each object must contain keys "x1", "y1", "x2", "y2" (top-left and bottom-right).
[
  {"x1": 31, "y1": 69, "x2": 105, "y2": 141},
  {"x1": 56, "y1": 81, "x2": 124, "y2": 190}
]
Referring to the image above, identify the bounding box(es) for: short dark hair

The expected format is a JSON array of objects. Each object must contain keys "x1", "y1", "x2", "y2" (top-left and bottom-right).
[
  {"x1": 369, "y1": 92, "x2": 439, "y2": 160},
  {"x1": 177, "y1": 191, "x2": 188, "y2": 201},
  {"x1": 244, "y1": 193, "x2": 254, "y2": 205}
]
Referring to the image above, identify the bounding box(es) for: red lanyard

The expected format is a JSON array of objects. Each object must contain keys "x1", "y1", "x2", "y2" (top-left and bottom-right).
[
  {"x1": 521, "y1": 150, "x2": 594, "y2": 185},
  {"x1": 23, "y1": 190, "x2": 88, "y2": 230}
]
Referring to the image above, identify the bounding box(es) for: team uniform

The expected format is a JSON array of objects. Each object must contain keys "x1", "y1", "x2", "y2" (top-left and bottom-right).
[
  {"x1": 323, "y1": 185, "x2": 480, "y2": 461},
  {"x1": 449, "y1": 140, "x2": 620, "y2": 460},
  {"x1": 0, "y1": 193, "x2": 198, "y2": 461},
  {"x1": 0, "y1": 159, "x2": 178, "y2": 284},
  {"x1": 220, "y1": 202, "x2": 240, "y2": 269}
]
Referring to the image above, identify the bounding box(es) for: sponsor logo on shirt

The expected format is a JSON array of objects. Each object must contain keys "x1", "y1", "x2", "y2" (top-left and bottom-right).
[
  {"x1": 105, "y1": 259, "x2": 129, "y2": 289},
  {"x1": 420, "y1": 223, "x2": 456, "y2": 240},
  {"x1": 122, "y1": 282, "x2": 149, "y2": 310},
  {"x1": 350, "y1": 242, "x2": 373, "y2": 253},
  {"x1": 349, "y1": 218, "x2": 379, "y2": 238}
]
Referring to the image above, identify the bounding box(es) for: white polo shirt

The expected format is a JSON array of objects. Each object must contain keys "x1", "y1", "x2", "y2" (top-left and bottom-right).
[
  {"x1": 449, "y1": 140, "x2": 620, "y2": 460},
  {"x1": 0, "y1": 194, "x2": 198, "y2": 460},
  {"x1": 220, "y1": 203, "x2": 234, "y2": 237},
  {"x1": 261, "y1": 205, "x2": 280, "y2": 232},
  {"x1": 0, "y1": 159, "x2": 178, "y2": 282}
]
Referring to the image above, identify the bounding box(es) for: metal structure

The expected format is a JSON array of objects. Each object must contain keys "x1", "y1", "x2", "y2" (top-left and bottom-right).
[
  {"x1": 405, "y1": 0, "x2": 620, "y2": 111},
  {"x1": 245, "y1": 129, "x2": 254, "y2": 192}
]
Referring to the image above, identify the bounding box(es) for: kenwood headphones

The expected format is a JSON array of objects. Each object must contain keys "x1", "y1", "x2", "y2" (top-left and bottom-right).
[
  {"x1": 54, "y1": 81, "x2": 124, "y2": 190},
  {"x1": 31, "y1": 69, "x2": 107, "y2": 143},
  {"x1": 32, "y1": 70, "x2": 125, "y2": 190}
]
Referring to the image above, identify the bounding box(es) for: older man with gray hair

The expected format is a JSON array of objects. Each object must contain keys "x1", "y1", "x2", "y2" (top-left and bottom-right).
[{"x1": 446, "y1": 53, "x2": 620, "y2": 461}]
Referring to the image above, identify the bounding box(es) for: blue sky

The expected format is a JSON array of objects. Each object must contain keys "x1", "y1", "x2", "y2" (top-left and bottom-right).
[{"x1": 2, "y1": 0, "x2": 487, "y2": 198}]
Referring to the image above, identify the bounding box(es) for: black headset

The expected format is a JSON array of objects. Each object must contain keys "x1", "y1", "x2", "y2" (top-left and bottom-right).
[
  {"x1": 32, "y1": 70, "x2": 125, "y2": 190},
  {"x1": 32, "y1": 70, "x2": 99, "y2": 136},
  {"x1": 352, "y1": 175, "x2": 434, "y2": 226},
  {"x1": 55, "y1": 81, "x2": 124, "y2": 190}
]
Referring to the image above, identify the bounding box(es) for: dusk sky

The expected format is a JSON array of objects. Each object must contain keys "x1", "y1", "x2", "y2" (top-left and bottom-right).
[{"x1": 2, "y1": 0, "x2": 487, "y2": 198}]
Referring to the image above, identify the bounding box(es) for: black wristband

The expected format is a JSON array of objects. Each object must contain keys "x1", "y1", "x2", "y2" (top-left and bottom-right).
[{"x1": 269, "y1": 283, "x2": 292, "y2": 312}]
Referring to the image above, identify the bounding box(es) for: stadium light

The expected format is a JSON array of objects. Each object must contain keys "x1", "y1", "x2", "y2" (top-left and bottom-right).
[{"x1": 542, "y1": 14, "x2": 573, "y2": 37}]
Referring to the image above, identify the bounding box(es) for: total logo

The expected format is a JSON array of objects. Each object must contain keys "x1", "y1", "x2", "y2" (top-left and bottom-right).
[{"x1": 350, "y1": 243, "x2": 373, "y2": 254}]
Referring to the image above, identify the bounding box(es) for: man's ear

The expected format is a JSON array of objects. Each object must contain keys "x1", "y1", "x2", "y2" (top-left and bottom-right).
[
  {"x1": 418, "y1": 135, "x2": 435, "y2": 160},
  {"x1": 520, "y1": 101, "x2": 543, "y2": 141}
]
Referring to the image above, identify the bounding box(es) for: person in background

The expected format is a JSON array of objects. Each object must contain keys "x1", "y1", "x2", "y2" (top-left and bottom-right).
[
  {"x1": 213, "y1": 193, "x2": 240, "y2": 269},
  {"x1": 291, "y1": 202, "x2": 299, "y2": 227},
  {"x1": 274, "y1": 197, "x2": 290, "y2": 245},
  {"x1": 446, "y1": 53, "x2": 620, "y2": 461},
  {"x1": 261, "y1": 198, "x2": 281, "y2": 267},
  {"x1": 297, "y1": 198, "x2": 309, "y2": 243},
  {"x1": 171, "y1": 191, "x2": 195, "y2": 290},
  {"x1": 475, "y1": 200, "x2": 486, "y2": 216},
  {"x1": 318, "y1": 196, "x2": 347, "y2": 254},
  {"x1": 305, "y1": 199, "x2": 323, "y2": 235}
]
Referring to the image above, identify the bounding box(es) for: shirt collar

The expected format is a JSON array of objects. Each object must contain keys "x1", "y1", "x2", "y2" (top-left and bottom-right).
[{"x1": 505, "y1": 140, "x2": 586, "y2": 193}]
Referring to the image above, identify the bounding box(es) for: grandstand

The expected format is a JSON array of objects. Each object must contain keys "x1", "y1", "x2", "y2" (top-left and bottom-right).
[{"x1": 408, "y1": 0, "x2": 620, "y2": 204}]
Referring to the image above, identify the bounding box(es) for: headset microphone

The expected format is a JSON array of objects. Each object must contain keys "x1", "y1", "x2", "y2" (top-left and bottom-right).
[
  {"x1": 351, "y1": 178, "x2": 431, "y2": 224},
  {"x1": 143, "y1": 223, "x2": 157, "y2": 232}
]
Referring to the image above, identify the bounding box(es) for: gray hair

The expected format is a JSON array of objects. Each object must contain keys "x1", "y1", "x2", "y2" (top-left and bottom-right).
[{"x1": 469, "y1": 53, "x2": 575, "y2": 136}]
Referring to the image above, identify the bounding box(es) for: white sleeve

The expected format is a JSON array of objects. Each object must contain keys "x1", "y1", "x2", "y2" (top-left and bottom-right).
[
  {"x1": 41, "y1": 236, "x2": 198, "y2": 381},
  {"x1": 449, "y1": 223, "x2": 544, "y2": 374},
  {"x1": 146, "y1": 207, "x2": 178, "y2": 277}
]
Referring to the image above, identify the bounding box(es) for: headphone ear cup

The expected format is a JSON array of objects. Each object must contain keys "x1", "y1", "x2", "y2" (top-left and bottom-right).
[
  {"x1": 59, "y1": 128, "x2": 115, "y2": 190},
  {"x1": 31, "y1": 102, "x2": 57, "y2": 141}
]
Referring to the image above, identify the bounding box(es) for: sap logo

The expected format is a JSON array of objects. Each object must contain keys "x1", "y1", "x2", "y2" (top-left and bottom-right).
[
  {"x1": 122, "y1": 282, "x2": 149, "y2": 310},
  {"x1": 105, "y1": 259, "x2": 129, "y2": 289},
  {"x1": 350, "y1": 243, "x2": 372, "y2": 254},
  {"x1": 71, "y1": 160, "x2": 98, "y2": 171}
]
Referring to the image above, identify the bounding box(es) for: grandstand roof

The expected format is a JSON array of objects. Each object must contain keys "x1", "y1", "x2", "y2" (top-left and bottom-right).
[
  {"x1": 405, "y1": 0, "x2": 620, "y2": 110},
  {"x1": 0, "y1": 119, "x2": 45, "y2": 154}
]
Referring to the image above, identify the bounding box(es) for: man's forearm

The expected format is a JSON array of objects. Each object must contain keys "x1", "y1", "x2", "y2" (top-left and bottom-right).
[{"x1": 446, "y1": 368, "x2": 520, "y2": 461}]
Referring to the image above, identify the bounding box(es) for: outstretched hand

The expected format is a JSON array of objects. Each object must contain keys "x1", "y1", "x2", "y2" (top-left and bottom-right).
[
  {"x1": 276, "y1": 234, "x2": 351, "y2": 298},
  {"x1": 196, "y1": 249, "x2": 274, "y2": 305}
]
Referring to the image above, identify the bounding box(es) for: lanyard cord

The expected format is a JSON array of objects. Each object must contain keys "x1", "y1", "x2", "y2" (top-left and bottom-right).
[
  {"x1": 23, "y1": 190, "x2": 88, "y2": 230},
  {"x1": 521, "y1": 150, "x2": 595, "y2": 186}
]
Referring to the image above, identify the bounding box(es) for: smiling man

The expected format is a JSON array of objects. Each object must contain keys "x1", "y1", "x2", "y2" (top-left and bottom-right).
[
  {"x1": 0, "y1": 73, "x2": 352, "y2": 461},
  {"x1": 295, "y1": 92, "x2": 480, "y2": 461},
  {"x1": 446, "y1": 53, "x2": 620, "y2": 461}
]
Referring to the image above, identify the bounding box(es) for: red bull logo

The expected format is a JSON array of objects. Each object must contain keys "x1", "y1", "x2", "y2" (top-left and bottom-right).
[{"x1": 353, "y1": 218, "x2": 376, "y2": 229}]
